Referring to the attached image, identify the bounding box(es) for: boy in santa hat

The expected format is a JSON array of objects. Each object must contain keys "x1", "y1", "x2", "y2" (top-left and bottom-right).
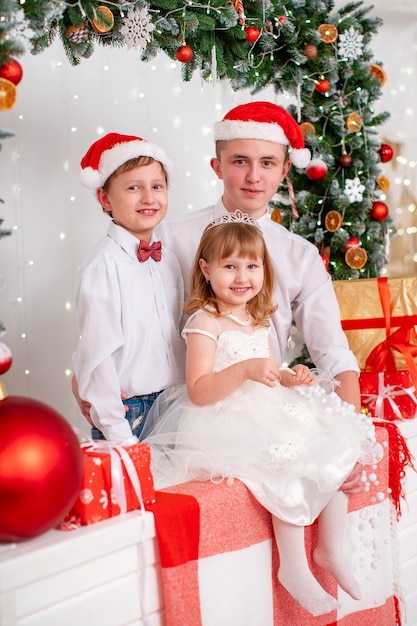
[
  {"x1": 72, "y1": 133, "x2": 184, "y2": 442},
  {"x1": 157, "y1": 101, "x2": 363, "y2": 495}
]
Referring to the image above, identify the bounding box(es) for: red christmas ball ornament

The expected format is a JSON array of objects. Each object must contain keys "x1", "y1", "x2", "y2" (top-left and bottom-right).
[
  {"x1": 0, "y1": 343, "x2": 12, "y2": 375},
  {"x1": 343, "y1": 235, "x2": 360, "y2": 253},
  {"x1": 339, "y1": 153, "x2": 352, "y2": 168},
  {"x1": 370, "y1": 200, "x2": 389, "y2": 221},
  {"x1": 306, "y1": 158, "x2": 328, "y2": 181},
  {"x1": 0, "y1": 58, "x2": 23, "y2": 86},
  {"x1": 379, "y1": 143, "x2": 393, "y2": 163},
  {"x1": 0, "y1": 390, "x2": 83, "y2": 541},
  {"x1": 315, "y1": 79, "x2": 330, "y2": 94},
  {"x1": 245, "y1": 26, "x2": 260, "y2": 42},
  {"x1": 277, "y1": 16, "x2": 288, "y2": 23},
  {"x1": 175, "y1": 45, "x2": 193, "y2": 63}
]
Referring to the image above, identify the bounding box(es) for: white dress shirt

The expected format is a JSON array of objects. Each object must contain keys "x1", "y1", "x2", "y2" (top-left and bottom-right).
[
  {"x1": 73, "y1": 221, "x2": 185, "y2": 442},
  {"x1": 157, "y1": 198, "x2": 359, "y2": 377}
]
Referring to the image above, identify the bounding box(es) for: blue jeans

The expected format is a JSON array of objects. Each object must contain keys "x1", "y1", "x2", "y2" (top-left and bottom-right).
[{"x1": 91, "y1": 391, "x2": 161, "y2": 441}]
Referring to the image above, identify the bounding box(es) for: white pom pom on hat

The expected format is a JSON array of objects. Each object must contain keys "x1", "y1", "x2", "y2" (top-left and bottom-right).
[
  {"x1": 214, "y1": 101, "x2": 311, "y2": 169},
  {"x1": 80, "y1": 132, "x2": 173, "y2": 189}
]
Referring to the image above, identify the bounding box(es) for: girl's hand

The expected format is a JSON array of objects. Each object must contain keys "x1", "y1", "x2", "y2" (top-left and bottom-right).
[
  {"x1": 245, "y1": 358, "x2": 281, "y2": 388},
  {"x1": 280, "y1": 364, "x2": 316, "y2": 387}
]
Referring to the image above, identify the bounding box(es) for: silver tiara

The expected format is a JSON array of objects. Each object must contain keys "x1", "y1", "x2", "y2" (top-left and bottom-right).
[{"x1": 206, "y1": 210, "x2": 261, "y2": 230}]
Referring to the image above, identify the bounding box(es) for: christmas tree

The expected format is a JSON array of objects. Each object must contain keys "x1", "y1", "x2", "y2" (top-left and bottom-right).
[{"x1": 0, "y1": 0, "x2": 394, "y2": 280}]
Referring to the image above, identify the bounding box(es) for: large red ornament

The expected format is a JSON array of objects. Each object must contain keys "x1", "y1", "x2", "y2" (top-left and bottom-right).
[
  {"x1": 0, "y1": 343, "x2": 12, "y2": 375},
  {"x1": 0, "y1": 58, "x2": 23, "y2": 86},
  {"x1": 315, "y1": 79, "x2": 330, "y2": 94},
  {"x1": 379, "y1": 143, "x2": 393, "y2": 163},
  {"x1": 370, "y1": 200, "x2": 389, "y2": 221},
  {"x1": 306, "y1": 158, "x2": 328, "y2": 181},
  {"x1": 0, "y1": 392, "x2": 83, "y2": 541},
  {"x1": 245, "y1": 26, "x2": 260, "y2": 42},
  {"x1": 175, "y1": 45, "x2": 193, "y2": 63}
]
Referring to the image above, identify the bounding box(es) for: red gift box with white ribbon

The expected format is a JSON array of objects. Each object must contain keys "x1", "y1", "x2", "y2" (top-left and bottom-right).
[{"x1": 63, "y1": 439, "x2": 156, "y2": 526}]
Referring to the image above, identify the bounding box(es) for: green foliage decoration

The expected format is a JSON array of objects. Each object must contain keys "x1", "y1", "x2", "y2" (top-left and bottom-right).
[{"x1": 0, "y1": 0, "x2": 395, "y2": 278}]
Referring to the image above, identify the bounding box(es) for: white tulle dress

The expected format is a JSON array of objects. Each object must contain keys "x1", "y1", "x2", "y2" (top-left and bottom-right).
[{"x1": 142, "y1": 309, "x2": 382, "y2": 526}]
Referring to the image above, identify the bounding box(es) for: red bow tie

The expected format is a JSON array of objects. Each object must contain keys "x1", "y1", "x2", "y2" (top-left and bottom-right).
[{"x1": 137, "y1": 240, "x2": 162, "y2": 262}]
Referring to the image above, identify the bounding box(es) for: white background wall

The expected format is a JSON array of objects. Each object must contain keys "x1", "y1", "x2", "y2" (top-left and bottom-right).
[{"x1": 0, "y1": 0, "x2": 416, "y2": 430}]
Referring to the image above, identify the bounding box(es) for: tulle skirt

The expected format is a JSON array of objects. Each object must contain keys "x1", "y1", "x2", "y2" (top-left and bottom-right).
[{"x1": 142, "y1": 377, "x2": 382, "y2": 525}]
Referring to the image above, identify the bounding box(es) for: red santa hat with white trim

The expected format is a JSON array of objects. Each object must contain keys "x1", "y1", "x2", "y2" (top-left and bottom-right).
[
  {"x1": 80, "y1": 132, "x2": 173, "y2": 189},
  {"x1": 214, "y1": 101, "x2": 311, "y2": 169}
]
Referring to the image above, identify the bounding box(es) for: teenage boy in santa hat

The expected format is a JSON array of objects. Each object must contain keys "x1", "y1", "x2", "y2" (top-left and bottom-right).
[
  {"x1": 72, "y1": 133, "x2": 185, "y2": 442},
  {"x1": 156, "y1": 101, "x2": 363, "y2": 494}
]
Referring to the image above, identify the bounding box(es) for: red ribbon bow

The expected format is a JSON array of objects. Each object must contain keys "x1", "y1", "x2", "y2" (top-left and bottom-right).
[
  {"x1": 363, "y1": 277, "x2": 417, "y2": 387},
  {"x1": 137, "y1": 240, "x2": 162, "y2": 262}
]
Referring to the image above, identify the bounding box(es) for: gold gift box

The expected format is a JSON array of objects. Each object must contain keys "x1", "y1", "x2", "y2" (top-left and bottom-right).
[{"x1": 333, "y1": 276, "x2": 417, "y2": 370}]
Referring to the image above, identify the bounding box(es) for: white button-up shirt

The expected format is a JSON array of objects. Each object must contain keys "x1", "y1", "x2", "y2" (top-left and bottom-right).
[
  {"x1": 157, "y1": 198, "x2": 359, "y2": 377},
  {"x1": 73, "y1": 221, "x2": 185, "y2": 442}
]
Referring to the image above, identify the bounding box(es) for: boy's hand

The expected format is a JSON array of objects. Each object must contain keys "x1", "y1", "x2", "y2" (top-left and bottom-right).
[
  {"x1": 71, "y1": 375, "x2": 93, "y2": 423},
  {"x1": 71, "y1": 375, "x2": 129, "y2": 424},
  {"x1": 340, "y1": 462, "x2": 364, "y2": 495}
]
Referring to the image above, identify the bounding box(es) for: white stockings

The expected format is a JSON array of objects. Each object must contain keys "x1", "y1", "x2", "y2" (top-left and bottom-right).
[{"x1": 272, "y1": 491, "x2": 361, "y2": 617}]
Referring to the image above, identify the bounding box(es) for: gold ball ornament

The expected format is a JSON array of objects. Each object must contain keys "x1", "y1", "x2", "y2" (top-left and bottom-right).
[
  {"x1": 325, "y1": 210, "x2": 343, "y2": 232},
  {"x1": 346, "y1": 113, "x2": 363, "y2": 132},
  {"x1": 317, "y1": 24, "x2": 338, "y2": 43},
  {"x1": 370, "y1": 63, "x2": 387, "y2": 86},
  {"x1": 270, "y1": 208, "x2": 282, "y2": 224},
  {"x1": 92, "y1": 6, "x2": 115, "y2": 33},
  {"x1": 300, "y1": 122, "x2": 315, "y2": 139},
  {"x1": 0, "y1": 77, "x2": 17, "y2": 111},
  {"x1": 345, "y1": 246, "x2": 368, "y2": 269}
]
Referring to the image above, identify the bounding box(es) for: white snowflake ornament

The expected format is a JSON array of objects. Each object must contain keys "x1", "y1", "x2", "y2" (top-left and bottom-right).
[
  {"x1": 344, "y1": 177, "x2": 366, "y2": 203},
  {"x1": 338, "y1": 26, "x2": 363, "y2": 60},
  {"x1": 121, "y1": 6, "x2": 155, "y2": 51}
]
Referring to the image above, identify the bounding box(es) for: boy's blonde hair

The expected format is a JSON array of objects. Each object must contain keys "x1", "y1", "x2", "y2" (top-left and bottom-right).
[{"x1": 186, "y1": 221, "x2": 277, "y2": 326}]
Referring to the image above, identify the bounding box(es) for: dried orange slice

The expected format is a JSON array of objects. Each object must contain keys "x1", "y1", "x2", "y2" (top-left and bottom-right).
[
  {"x1": 325, "y1": 210, "x2": 343, "y2": 232},
  {"x1": 345, "y1": 113, "x2": 363, "y2": 132},
  {"x1": 318, "y1": 24, "x2": 338, "y2": 44},
  {"x1": 270, "y1": 208, "x2": 281, "y2": 224},
  {"x1": 370, "y1": 63, "x2": 387, "y2": 86},
  {"x1": 345, "y1": 246, "x2": 368, "y2": 269},
  {"x1": 0, "y1": 77, "x2": 16, "y2": 110},
  {"x1": 377, "y1": 175, "x2": 390, "y2": 192},
  {"x1": 91, "y1": 5, "x2": 114, "y2": 33},
  {"x1": 300, "y1": 122, "x2": 315, "y2": 139}
]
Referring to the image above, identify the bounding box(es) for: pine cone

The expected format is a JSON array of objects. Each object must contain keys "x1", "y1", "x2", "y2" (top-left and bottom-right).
[{"x1": 65, "y1": 23, "x2": 89, "y2": 44}]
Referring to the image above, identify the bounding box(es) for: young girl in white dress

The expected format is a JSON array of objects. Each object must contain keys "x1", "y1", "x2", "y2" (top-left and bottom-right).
[{"x1": 142, "y1": 210, "x2": 382, "y2": 617}]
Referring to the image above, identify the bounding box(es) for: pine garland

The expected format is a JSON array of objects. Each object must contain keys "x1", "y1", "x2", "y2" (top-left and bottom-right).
[{"x1": 0, "y1": 0, "x2": 395, "y2": 278}]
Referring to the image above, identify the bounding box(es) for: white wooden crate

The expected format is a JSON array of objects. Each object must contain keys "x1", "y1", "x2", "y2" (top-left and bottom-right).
[{"x1": 0, "y1": 511, "x2": 164, "y2": 626}]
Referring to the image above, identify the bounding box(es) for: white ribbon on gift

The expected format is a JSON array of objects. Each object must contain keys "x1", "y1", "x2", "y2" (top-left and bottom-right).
[
  {"x1": 81, "y1": 438, "x2": 146, "y2": 514},
  {"x1": 362, "y1": 371, "x2": 417, "y2": 420}
]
